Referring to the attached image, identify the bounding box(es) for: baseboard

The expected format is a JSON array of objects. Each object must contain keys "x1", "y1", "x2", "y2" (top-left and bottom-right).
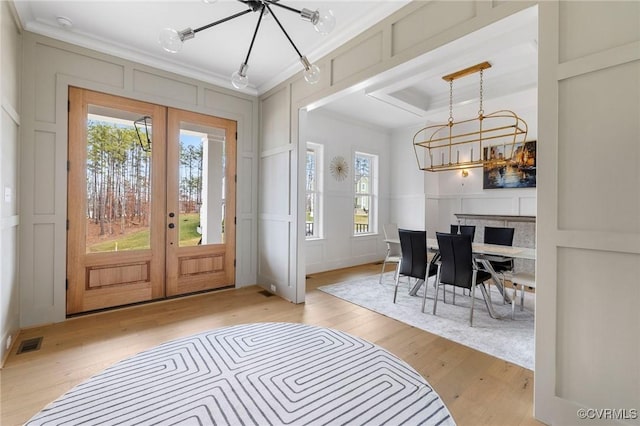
[{"x1": 0, "y1": 328, "x2": 20, "y2": 369}]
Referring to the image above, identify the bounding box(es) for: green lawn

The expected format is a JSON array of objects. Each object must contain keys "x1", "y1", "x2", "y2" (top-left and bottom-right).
[
  {"x1": 88, "y1": 213, "x2": 202, "y2": 252},
  {"x1": 89, "y1": 228, "x2": 151, "y2": 252},
  {"x1": 179, "y1": 213, "x2": 201, "y2": 246}
]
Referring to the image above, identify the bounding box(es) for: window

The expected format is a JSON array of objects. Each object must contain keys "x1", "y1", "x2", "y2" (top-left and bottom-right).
[
  {"x1": 354, "y1": 152, "x2": 378, "y2": 235},
  {"x1": 305, "y1": 143, "x2": 323, "y2": 239}
]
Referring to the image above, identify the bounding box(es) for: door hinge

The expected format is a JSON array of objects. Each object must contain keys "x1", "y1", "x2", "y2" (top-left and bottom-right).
[
  {"x1": 65, "y1": 279, "x2": 68, "y2": 290},
  {"x1": 67, "y1": 100, "x2": 70, "y2": 112},
  {"x1": 234, "y1": 174, "x2": 237, "y2": 183},
  {"x1": 234, "y1": 217, "x2": 236, "y2": 225},
  {"x1": 67, "y1": 161, "x2": 70, "y2": 171},
  {"x1": 66, "y1": 219, "x2": 69, "y2": 230},
  {"x1": 235, "y1": 131, "x2": 238, "y2": 140},
  {"x1": 234, "y1": 259, "x2": 236, "y2": 268}
]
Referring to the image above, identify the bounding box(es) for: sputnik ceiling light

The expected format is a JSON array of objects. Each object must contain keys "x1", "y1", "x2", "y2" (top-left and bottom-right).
[
  {"x1": 159, "y1": 0, "x2": 336, "y2": 89},
  {"x1": 412, "y1": 62, "x2": 528, "y2": 172}
]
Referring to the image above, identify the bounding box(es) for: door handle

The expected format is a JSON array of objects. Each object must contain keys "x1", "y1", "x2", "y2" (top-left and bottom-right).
[{"x1": 168, "y1": 223, "x2": 175, "y2": 229}]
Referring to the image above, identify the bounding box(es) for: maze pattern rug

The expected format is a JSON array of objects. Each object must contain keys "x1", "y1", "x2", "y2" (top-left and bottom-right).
[{"x1": 27, "y1": 322, "x2": 455, "y2": 425}]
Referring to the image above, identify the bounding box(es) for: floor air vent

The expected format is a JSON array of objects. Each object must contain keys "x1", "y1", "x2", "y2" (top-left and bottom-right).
[
  {"x1": 17, "y1": 337, "x2": 43, "y2": 354},
  {"x1": 258, "y1": 290, "x2": 275, "y2": 297}
]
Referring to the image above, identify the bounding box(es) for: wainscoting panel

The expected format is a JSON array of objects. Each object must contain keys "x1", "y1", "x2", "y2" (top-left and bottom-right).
[
  {"x1": 34, "y1": 42, "x2": 125, "y2": 123},
  {"x1": 33, "y1": 223, "x2": 56, "y2": 307},
  {"x1": 331, "y1": 32, "x2": 384, "y2": 85},
  {"x1": 556, "y1": 247, "x2": 639, "y2": 411},
  {"x1": 258, "y1": 219, "x2": 290, "y2": 289},
  {"x1": 557, "y1": 61, "x2": 640, "y2": 234},
  {"x1": 132, "y1": 70, "x2": 198, "y2": 105},
  {"x1": 461, "y1": 196, "x2": 514, "y2": 215},
  {"x1": 391, "y1": 1, "x2": 477, "y2": 56},
  {"x1": 33, "y1": 131, "x2": 56, "y2": 215}
]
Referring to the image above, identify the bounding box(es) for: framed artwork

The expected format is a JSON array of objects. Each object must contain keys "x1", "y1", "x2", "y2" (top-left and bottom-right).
[{"x1": 483, "y1": 140, "x2": 536, "y2": 189}]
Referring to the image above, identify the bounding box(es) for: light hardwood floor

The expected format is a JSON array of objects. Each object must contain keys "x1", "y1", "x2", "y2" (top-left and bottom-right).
[{"x1": 1, "y1": 263, "x2": 542, "y2": 426}]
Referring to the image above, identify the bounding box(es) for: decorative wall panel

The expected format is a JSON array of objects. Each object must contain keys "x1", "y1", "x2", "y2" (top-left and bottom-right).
[
  {"x1": 260, "y1": 152, "x2": 290, "y2": 216},
  {"x1": 133, "y1": 70, "x2": 198, "y2": 105},
  {"x1": 261, "y1": 88, "x2": 290, "y2": 152},
  {"x1": 258, "y1": 220, "x2": 290, "y2": 286},
  {"x1": 33, "y1": 224, "x2": 55, "y2": 307},
  {"x1": 331, "y1": 32, "x2": 383, "y2": 85},
  {"x1": 35, "y1": 43, "x2": 124, "y2": 122},
  {"x1": 391, "y1": 1, "x2": 476, "y2": 56},
  {"x1": 33, "y1": 131, "x2": 56, "y2": 215},
  {"x1": 558, "y1": 61, "x2": 640, "y2": 233},
  {"x1": 556, "y1": 247, "x2": 639, "y2": 410},
  {"x1": 559, "y1": 1, "x2": 640, "y2": 63}
]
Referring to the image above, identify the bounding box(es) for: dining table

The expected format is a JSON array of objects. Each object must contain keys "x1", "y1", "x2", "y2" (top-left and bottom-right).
[{"x1": 394, "y1": 237, "x2": 536, "y2": 319}]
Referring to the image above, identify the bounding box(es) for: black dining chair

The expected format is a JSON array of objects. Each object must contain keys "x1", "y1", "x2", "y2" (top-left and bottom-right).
[
  {"x1": 394, "y1": 229, "x2": 437, "y2": 304},
  {"x1": 425, "y1": 232, "x2": 493, "y2": 326},
  {"x1": 450, "y1": 224, "x2": 476, "y2": 242},
  {"x1": 483, "y1": 226, "x2": 515, "y2": 273},
  {"x1": 449, "y1": 224, "x2": 476, "y2": 296}
]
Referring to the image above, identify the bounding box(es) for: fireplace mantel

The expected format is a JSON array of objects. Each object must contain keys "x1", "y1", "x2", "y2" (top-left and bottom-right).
[{"x1": 454, "y1": 214, "x2": 536, "y2": 223}]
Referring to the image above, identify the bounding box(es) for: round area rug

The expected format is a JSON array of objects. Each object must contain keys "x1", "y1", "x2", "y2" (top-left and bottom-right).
[{"x1": 27, "y1": 322, "x2": 455, "y2": 425}]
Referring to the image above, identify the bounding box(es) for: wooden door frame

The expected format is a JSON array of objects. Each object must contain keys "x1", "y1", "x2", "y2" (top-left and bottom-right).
[
  {"x1": 165, "y1": 108, "x2": 237, "y2": 296},
  {"x1": 66, "y1": 87, "x2": 167, "y2": 314}
]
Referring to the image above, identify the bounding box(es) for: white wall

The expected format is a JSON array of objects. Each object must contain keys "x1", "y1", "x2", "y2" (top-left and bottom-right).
[
  {"x1": 261, "y1": 1, "x2": 640, "y2": 424},
  {"x1": 19, "y1": 32, "x2": 259, "y2": 327},
  {"x1": 0, "y1": 1, "x2": 21, "y2": 363},
  {"x1": 258, "y1": 86, "x2": 297, "y2": 301},
  {"x1": 303, "y1": 110, "x2": 391, "y2": 274},
  {"x1": 536, "y1": 2, "x2": 640, "y2": 424},
  {"x1": 389, "y1": 125, "x2": 428, "y2": 231}
]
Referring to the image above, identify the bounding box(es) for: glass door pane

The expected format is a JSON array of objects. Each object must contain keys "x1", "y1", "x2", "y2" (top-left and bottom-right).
[
  {"x1": 86, "y1": 106, "x2": 152, "y2": 253},
  {"x1": 177, "y1": 123, "x2": 226, "y2": 247}
]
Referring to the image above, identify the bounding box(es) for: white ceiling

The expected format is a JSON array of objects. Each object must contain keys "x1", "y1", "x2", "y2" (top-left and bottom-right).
[
  {"x1": 13, "y1": 1, "x2": 537, "y2": 131},
  {"x1": 310, "y1": 5, "x2": 538, "y2": 130},
  {"x1": 13, "y1": 0, "x2": 411, "y2": 95}
]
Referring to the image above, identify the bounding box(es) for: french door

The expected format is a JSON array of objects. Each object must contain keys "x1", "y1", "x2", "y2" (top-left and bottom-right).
[{"x1": 66, "y1": 87, "x2": 236, "y2": 315}]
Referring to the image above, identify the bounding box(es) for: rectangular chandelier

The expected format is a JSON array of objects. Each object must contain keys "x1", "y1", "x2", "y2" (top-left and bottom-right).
[{"x1": 412, "y1": 62, "x2": 529, "y2": 172}]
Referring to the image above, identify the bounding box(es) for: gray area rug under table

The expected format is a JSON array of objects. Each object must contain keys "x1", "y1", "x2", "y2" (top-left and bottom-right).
[
  {"x1": 26, "y1": 322, "x2": 455, "y2": 426},
  {"x1": 319, "y1": 273, "x2": 534, "y2": 370}
]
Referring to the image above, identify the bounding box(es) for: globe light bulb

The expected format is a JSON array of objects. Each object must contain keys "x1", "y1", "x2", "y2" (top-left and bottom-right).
[
  {"x1": 313, "y1": 8, "x2": 335, "y2": 35},
  {"x1": 231, "y1": 63, "x2": 249, "y2": 89},
  {"x1": 303, "y1": 63, "x2": 321, "y2": 84},
  {"x1": 158, "y1": 28, "x2": 183, "y2": 53}
]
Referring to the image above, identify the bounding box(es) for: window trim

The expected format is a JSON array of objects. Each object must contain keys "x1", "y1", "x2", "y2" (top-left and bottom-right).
[
  {"x1": 305, "y1": 142, "x2": 324, "y2": 240},
  {"x1": 353, "y1": 151, "x2": 378, "y2": 236}
]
